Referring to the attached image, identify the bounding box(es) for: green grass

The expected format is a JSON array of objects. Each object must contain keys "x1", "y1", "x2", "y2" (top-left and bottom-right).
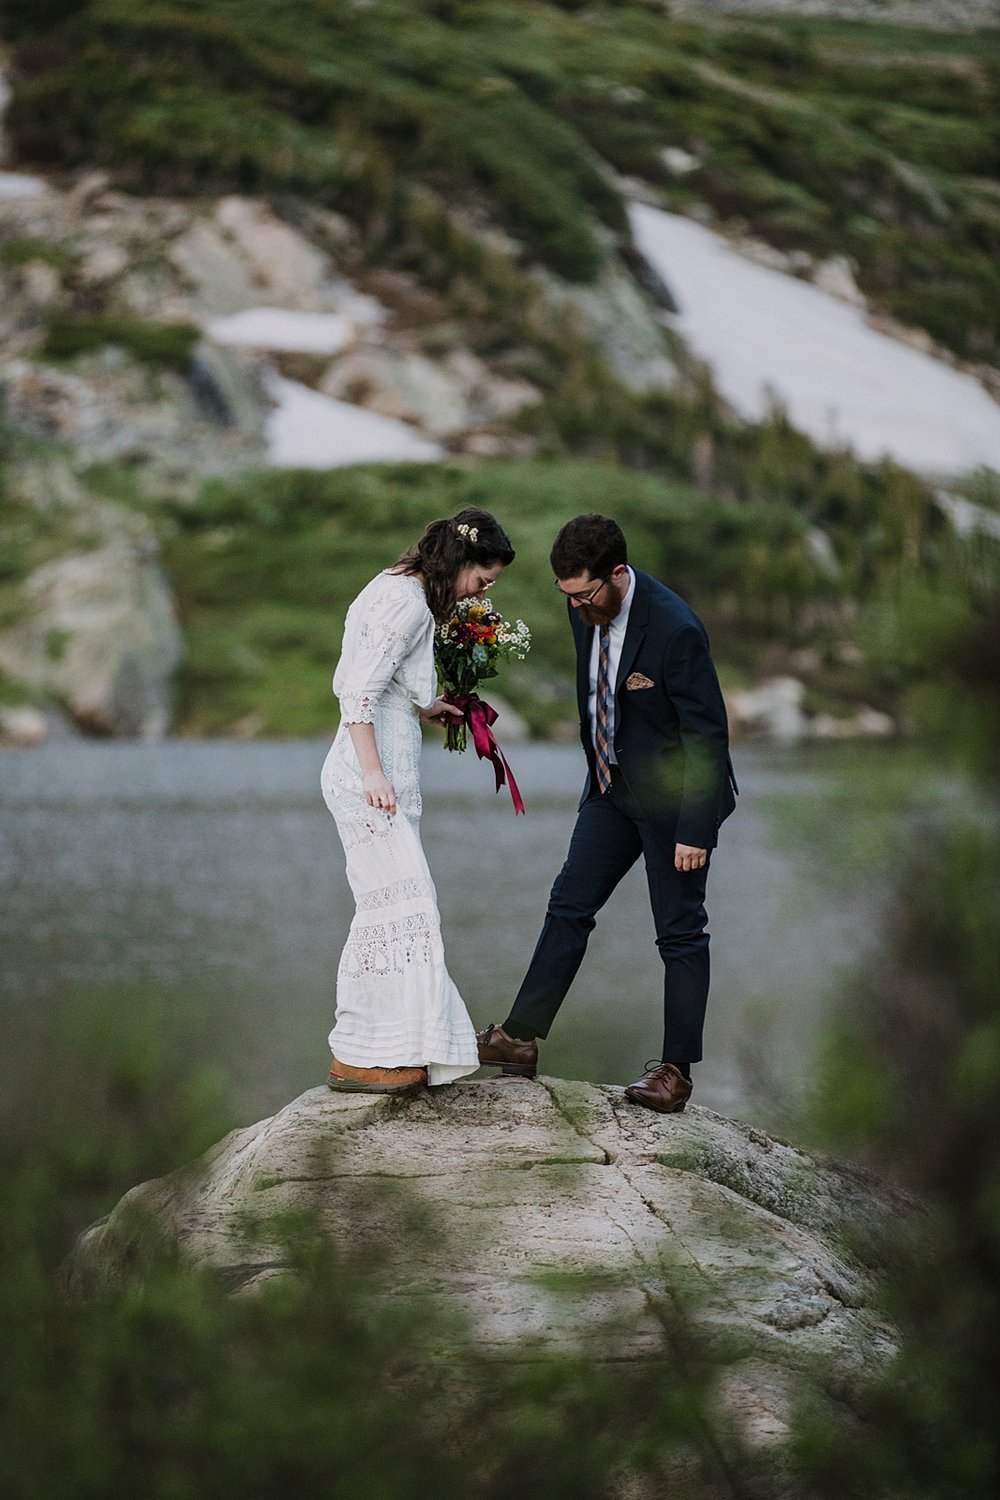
[
  {"x1": 0, "y1": 671, "x2": 36, "y2": 707},
  {"x1": 39, "y1": 315, "x2": 200, "y2": 370},
  {"x1": 5, "y1": 1, "x2": 1000, "y2": 359},
  {"x1": 0, "y1": 237, "x2": 74, "y2": 272}
]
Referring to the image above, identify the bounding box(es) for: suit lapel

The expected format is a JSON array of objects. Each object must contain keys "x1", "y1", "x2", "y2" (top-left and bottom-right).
[
  {"x1": 614, "y1": 569, "x2": 650, "y2": 705},
  {"x1": 571, "y1": 606, "x2": 590, "y2": 722}
]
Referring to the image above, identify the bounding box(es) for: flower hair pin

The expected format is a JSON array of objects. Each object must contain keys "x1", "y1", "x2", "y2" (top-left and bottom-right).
[{"x1": 456, "y1": 523, "x2": 479, "y2": 542}]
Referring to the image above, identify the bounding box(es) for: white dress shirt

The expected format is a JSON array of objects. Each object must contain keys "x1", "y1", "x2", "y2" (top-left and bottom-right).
[{"x1": 587, "y1": 566, "x2": 635, "y2": 766}]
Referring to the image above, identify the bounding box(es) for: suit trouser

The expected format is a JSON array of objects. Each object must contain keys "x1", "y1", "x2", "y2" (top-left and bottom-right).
[{"x1": 507, "y1": 767, "x2": 711, "y2": 1065}]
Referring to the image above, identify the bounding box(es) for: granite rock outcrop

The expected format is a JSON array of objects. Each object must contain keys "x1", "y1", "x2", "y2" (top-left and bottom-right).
[{"x1": 64, "y1": 1075, "x2": 910, "y2": 1448}]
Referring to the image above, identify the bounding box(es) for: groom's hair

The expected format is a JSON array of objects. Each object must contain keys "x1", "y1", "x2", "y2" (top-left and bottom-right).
[{"x1": 550, "y1": 515, "x2": 627, "y2": 581}]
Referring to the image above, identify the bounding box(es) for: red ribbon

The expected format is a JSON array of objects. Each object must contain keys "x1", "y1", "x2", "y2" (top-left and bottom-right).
[{"x1": 444, "y1": 691, "x2": 526, "y2": 815}]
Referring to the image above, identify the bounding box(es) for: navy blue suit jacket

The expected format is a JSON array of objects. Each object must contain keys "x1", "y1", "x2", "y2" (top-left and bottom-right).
[{"x1": 571, "y1": 569, "x2": 737, "y2": 849}]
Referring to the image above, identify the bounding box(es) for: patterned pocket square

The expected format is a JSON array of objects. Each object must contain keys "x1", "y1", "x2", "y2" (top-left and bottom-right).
[{"x1": 625, "y1": 672, "x2": 655, "y2": 690}]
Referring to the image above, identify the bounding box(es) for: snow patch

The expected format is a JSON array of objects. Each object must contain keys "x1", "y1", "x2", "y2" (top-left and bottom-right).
[
  {"x1": 206, "y1": 308, "x2": 358, "y2": 354},
  {"x1": 264, "y1": 374, "x2": 442, "y2": 469},
  {"x1": 934, "y1": 490, "x2": 1000, "y2": 542},
  {"x1": 628, "y1": 202, "x2": 1000, "y2": 478},
  {"x1": 0, "y1": 170, "x2": 48, "y2": 199}
]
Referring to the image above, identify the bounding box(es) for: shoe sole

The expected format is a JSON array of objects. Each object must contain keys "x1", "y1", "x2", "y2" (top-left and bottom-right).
[
  {"x1": 327, "y1": 1076, "x2": 425, "y2": 1095},
  {"x1": 478, "y1": 1060, "x2": 537, "y2": 1079},
  {"x1": 623, "y1": 1089, "x2": 687, "y2": 1114}
]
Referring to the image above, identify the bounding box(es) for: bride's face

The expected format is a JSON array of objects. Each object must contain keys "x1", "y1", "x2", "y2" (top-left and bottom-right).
[{"x1": 455, "y1": 561, "x2": 506, "y2": 600}]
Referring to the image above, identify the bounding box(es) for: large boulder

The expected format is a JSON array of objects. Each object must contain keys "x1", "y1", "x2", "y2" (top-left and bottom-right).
[
  {"x1": 2, "y1": 360, "x2": 108, "y2": 447},
  {"x1": 0, "y1": 354, "x2": 266, "y2": 478},
  {"x1": 0, "y1": 704, "x2": 48, "y2": 746},
  {"x1": 0, "y1": 505, "x2": 183, "y2": 737},
  {"x1": 726, "y1": 676, "x2": 896, "y2": 742},
  {"x1": 64, "y1": 1077, "x2": 908, "y2": 1445},
  {"x1": 537, "y1": 259, "x2": 678, "y2": 393},
  {"x1": 214, "y1": 196, "x2": 331, "y2": 308},
  {"x1": 320, "y1": 344, "x2": 540, "y2": 438},
  {"x1": 726, "y1": 676, "x2": 810, "y2": 742},
  {"x1": 169, "y1": 197, "x2": 343, "y2": 318},
  {"x1": 168, "y1": 217, "x2": 265, "y2": 317}
]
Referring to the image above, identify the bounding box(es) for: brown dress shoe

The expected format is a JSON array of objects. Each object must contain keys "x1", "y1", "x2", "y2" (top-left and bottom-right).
[
  {"x1": 328, "y1": 1057, "x2": 427, "y2": 1094},
  {"x1": 624, "y1": 1061, "x2": 692, "y2": 1114},
  {"x1": 476, "y1": 1023, "x2": 538, "y2": 1078}
]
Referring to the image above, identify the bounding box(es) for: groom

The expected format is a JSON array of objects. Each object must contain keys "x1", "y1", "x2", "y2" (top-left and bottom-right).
[{"x1": 478, "y1": 514, "x2": 737, "y2": 1112}]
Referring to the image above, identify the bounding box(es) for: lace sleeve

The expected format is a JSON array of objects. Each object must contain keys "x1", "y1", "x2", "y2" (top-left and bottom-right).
[
  {"x1": 338, "y1": 689, "x2": 380, "y2": 725},
  {"x1": 336, "y1": 580, "x2": 430, "y2": 724}
]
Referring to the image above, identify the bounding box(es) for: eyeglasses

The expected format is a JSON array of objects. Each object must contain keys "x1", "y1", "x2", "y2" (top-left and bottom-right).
[{"x1": 553, "y1": 576, "x2": 610, "y2": 606}]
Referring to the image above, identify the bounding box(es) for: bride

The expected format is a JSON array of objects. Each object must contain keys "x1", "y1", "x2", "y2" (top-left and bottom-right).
[{"x1": 321, "y1": 507, "x2": 516, "y2": 1094}]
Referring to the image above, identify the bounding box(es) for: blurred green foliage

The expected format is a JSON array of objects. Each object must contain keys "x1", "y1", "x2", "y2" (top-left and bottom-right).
[
  {"x1": 776, "y1": 545, "x2": 1000, "y2": 1495},
  {"x1": 5, "y1": 1, "x2": 1000, "y2": 359},
  {"x1": 0, "y1": 992, "x2": 753, "y2": 1500},
  {"x1": 0, "y1": 238, "x2": 75, "y2": 272}
]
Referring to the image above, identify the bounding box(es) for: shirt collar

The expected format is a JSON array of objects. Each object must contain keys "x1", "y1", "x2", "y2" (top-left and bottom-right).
[{"x1": 611, "y1": 566, "x2": 635, "y2": 631}]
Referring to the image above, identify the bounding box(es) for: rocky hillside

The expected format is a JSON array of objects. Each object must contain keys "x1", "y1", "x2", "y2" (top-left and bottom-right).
[
  {"x1": 8, "y1": 0, "x2": 999, "y2": 362},
  {"x1": 0, "y1": 167, "x2": 685, "y2": 740},
  {"x1": 1, "y1": 2, "x2": 998, "y2": 744},
  {"x1": 674, "y1": 0, "x2": 1000, "y2": 29}
]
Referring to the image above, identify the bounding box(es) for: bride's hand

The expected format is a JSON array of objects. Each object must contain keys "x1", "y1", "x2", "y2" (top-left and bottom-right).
[
  {"x1": 419, "y1": 697, "x2": 464, "y2": 725},
  {"x1": 363, "y1": 771, "x2": 397, "y2": 815}
]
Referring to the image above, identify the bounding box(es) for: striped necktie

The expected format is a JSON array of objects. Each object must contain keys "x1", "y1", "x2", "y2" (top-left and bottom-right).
[{"x1": 595, "y1": 625, "x2": 612, "y2": 794}]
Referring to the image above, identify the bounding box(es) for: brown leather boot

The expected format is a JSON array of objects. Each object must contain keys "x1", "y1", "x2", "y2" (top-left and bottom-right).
[
  {"x1": 476, "y1": 1023, "x2": 538, "y2": 1078},
  {"x1": 624, "y1": 1061, "x2": 692, "y2": 1114},
  {"x1": 328, "y1": 1058, "x2": 427, "y2": 1094}
]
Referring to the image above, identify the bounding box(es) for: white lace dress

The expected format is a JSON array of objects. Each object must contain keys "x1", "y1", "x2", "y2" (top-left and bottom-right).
[{"x1": 321, "y1": 570, "x2": 479, "y2": 1087}]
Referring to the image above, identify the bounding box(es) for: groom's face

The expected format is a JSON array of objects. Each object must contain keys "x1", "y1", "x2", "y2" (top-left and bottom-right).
[{"x1": 556, "y1": 565, "x2": 628, "y2": 627}]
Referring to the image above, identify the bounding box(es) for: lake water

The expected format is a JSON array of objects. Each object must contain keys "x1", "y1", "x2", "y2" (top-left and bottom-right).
[{"x1": 1, "y1": 738, "x2": 883, "y2": 1132}]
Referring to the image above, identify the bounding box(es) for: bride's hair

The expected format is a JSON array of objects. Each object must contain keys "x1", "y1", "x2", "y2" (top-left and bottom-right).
[{"x1": 395, "y1": 508, "x2": 515, "y2": 622}]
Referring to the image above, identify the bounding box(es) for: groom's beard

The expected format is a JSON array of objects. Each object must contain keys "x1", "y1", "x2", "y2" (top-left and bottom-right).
[{"x1": 578, "y1": 594, "x2": 623, "y2": 629}]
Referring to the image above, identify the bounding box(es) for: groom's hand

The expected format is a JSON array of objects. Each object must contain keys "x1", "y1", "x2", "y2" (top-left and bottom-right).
[
  {"x1": 675, "y1": 843, "x2": 707, "y2": 873},
  {"x1": 420, "y1": 697, "x2": 464, "y2": 725}
]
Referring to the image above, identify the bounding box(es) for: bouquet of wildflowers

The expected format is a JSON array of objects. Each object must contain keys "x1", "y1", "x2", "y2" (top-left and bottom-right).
[
  {"x1": 434, "y1": 598, "x2": 531, "y2": 814},
  {"x1": 434, "y1": 598, "x2": 531, "y2": 752}
]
